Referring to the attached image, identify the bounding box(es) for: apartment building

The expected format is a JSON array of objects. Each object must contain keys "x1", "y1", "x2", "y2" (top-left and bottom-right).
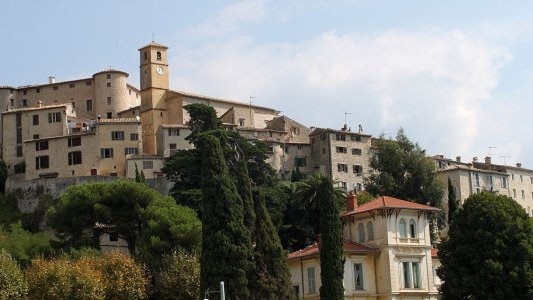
[
  {"x1": 287, "y1": 194, "x2": 441, "y2": 299},
  {"x1": 309, "y1": 126, "x2": 372, "y2": 192}
]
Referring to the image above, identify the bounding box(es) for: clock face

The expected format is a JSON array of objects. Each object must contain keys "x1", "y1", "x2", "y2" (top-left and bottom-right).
[{"x1": 156, "y1": 66, "x2": 164, "y2": 75}]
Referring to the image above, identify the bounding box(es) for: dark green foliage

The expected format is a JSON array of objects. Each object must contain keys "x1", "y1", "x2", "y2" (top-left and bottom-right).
[
  {"x1": 291, "y1": 166, "x2": 305, "y2": 182},
  {"x1": 447, "y1": 177, "x2": 458, "y2": 224},
  {"x1": 134, "y1": 163, "x2": 146, "y2": 183},
  {"x1": 366, "y1": 129, "x2": 445, "y2": 239},
  {"x1": 183, "y1": 103, "x2": 222, "y2": 144},
  {"x1": 296, "y1": 174, "x2": 345, "y2": 299},
  {"x1": 356, "y1": 191, "x2": 375, "y2": 206},
  {"x1": 0, "y1": 160, "x2": 7, "y2": 193},
  {"x1": 437, "y1": 192, "x2": 533, "y2": 299},
  {"x1": 235, "y1": 159, "x2": 256, "y2": 235},
  {"x1": 0, "y1": 194, "x2": 24, "y2": 227},
  {"x1": 200, "y1": 135, "x2": 252, "y2": 299},
  {"x1": 136, "y1": 196, "x2": 202, "y2": 268},
  {"x1": 0, "y1": 222, "x2": 54, "y2": 267},
  {"x1": 250, "y1": 191, "x2": 295, "y2": 299}
]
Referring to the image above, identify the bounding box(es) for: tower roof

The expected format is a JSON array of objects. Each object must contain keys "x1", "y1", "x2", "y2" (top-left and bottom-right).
[{"x1": 138, "y1": 42, "x2": 168, "y2": 50}]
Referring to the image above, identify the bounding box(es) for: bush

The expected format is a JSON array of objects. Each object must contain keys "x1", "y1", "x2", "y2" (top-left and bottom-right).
[
  {"x1": 0, "y1": 222, "x2": 54, "y2": 266},
  {"x1": 0, "y1": 249, "x2": 27, "y2": 300},
  {"x1": 158, "y1": 248, "x2": 200, "y2": 300},
  {"x1": 25, "y1": 257, "x2": 105, "y2": 300},
  {"x1": 99, "y1": 252, "x2": 151, "y2": 300}
]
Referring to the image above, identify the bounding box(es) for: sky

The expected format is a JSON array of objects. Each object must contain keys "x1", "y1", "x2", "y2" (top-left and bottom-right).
[{"x1": 1, "y1": 0, "x2": 532, "y2": 167}]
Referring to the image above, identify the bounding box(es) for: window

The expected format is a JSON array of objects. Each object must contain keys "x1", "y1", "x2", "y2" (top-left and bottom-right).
[
  {"x1": 86, "y1": 81, "x2": 92, "y2": 86},
  {"x1": 352, "y1": 148, "x2": 362, "y2": 155},
  {"x1": 109, "y1": 233, "x2": 118, "y2": 241},
  {"x1": 36, "y1": 156, "x2": 49, "y2": 169},
  {"x1": 106, "y1": 112, "x2": 112, "y2": 119},
  {"x1": 16, "y1": 128, "x2": 22, "y2": 143},
  {"x1": 10, "y1": 99, "x2": 14, "y2": 106},
  {"x1": 111, "y1": 131, "x2": 124, "y2": 140},
  {"x1": 106, "y1": 74, "x2": 111, "y2": 79},
  {"x1": 53, "y1": 86, "x2": 58, "y2": 90},
  {"x1": 474, "y1": 173, "x2": 480, "y2": 186},
  {"x1": 488, "y1": 175, "x2": 493, "y2": 187},
  {"x1": 290, "y1": 127, "x2": 300, "y2": 135},
  {"x1": 71, "y1": 101, "x2": 75, "y2": 108},
  {"x1": 512, "y1": 174, "x2": 515, "y2": 181},
  {"x1": 336, "y1": 146, "x2": 347, "y2": 153},
  {"x1": 86, "y1": 99, "x2": 93, "y2": 111},
  {"x1": 144, "y1": 52, "x2": 148, "y2": 60},
  {"x1": 125, "y1": 148, "x2": 139, "y2": 155},
  {"x1": 502, "y1": 177, "x2": 507, "y2": 188},
  {"x1": 33, "y1": 134, "x2": 39, "y2": 139},
  {"x1": 295, "y1": 157, "x2": 307, "y2": 167},
  {"x1": 335, "y1": 134, "x2": 346, "y2": 141},
  {"x1": 22, "y1": 99, "x2": 27, "y2": 107},
  {"x1": 36, "y1": 140, "x2": 49, "y2": 151},
  {"x1": 353, "y1": 165, "x2": 363, "y2": 175},
  {"x1": 367, "y1": 222, "x2": 374, "y2": 240},
  {"x1": 409, "y1": 219, "x2": 416, "y2": 238},
  {"x1": 100, "y1": 148, "x2": 113, "y2": 158},
  {"x1": 239, "y1": 118, "x2": 245, "y2": 127},
  {"x1": 354, "y1": 263, "x2": 364, "y2": 290},
  {"x1": 531, "y1": 177, "x2": 533, "y2": 184},
  {"x1": 130, "y1": 133, "x2": 139, "y2": 140},
  {"x1": 157, "y1": 51, "x2": 162, "y2": 60},
  {"x1": 402, "y1": 262, "x2": 421, "y2": 289},
  {"x1": 68, "y1": 137, "x2": 81, "y2": 147},
  {"x1": 358, "y1": 223, "x2": 365, "y2": 242},
  {"x1": 522, "y1": 190, "x2": 525, "y2": 199},
  {"x1": 23, "y1": 90, "x2": 27, "y2": 95},
  {"x1": 36, "y1": 88, "x2": 40, "y2": 93},
  {"x1": 33, "y1": 114, "x2": 39, "y2": 125},
  {"x1": 513, "y1": 189, "x2": 517, "y2": 198},
  {"x1": 16, "y1": 146, "x2": 23, "y2": 157},
  {"x1": 107, "y1": 82, "x2": 111, "y2": 87},
  {"x1": 337, "y1": 163, "x2": 348, "y2": 172},
  {"x1": 168, "y1": 128, "x2": 179, "y2": 136},
  {"x1": 107, "y1": 97, "x2": 112, "y2": 105},
  {"x1": 399, "y1": 219, "x2": 407, "y2": 238},
  {"x1": 68, "y1": 151, "x2": 82, "y2": 165},
  {"x1": 143, "y1": 161, "x2": 153, "y2": 169},
  {"x1": 321, "y1": 133, "x2": 326, "y2": 141},
  {"x1": 307, "y1": 267, "x2": 316, "y2": 294},
  {"x1": 351, "y1": 135, "x2": 361, "y2": 141},
  {"x1": 16, "y1": 113, "x2": 21, "y2": 126},
  {"x1": 520, "y1": 175, "x2": 523, "y2": 183},
  {"x1": 48, "y1": 112, "x2": 61, "y2": 123},
  {"x1": 293, "y1": 286, "x2": 299, "y2": 298},
  {"x1": 340, "y1": 181, "x2": 347, "y2": 191}
]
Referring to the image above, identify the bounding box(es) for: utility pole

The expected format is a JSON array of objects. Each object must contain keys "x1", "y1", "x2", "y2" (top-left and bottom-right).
[{"x1": 500, "y1": 155, "x2": 511, "y2": 166}]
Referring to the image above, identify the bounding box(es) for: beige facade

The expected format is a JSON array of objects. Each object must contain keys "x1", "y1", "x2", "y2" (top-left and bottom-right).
[
  {"x1": 125, "y1": 155, "x2": 165, "y2": 179},
  {"x1": 287, "y1": 195, "x2": 440, "y2": 299},
  {"x1": 310, "y1": 127, "x2": 372, "y2": 192}
]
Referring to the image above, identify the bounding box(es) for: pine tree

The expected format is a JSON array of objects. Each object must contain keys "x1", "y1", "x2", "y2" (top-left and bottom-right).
[
  {"x1": 200, "y1": 135, "x2": 252, "y2": 299},
  {"x1": 447, "y1": 177, "x2": 458, "y2": 224},
  {"x1": 251, "y1": 191, "x2": 295, "y2": 299}
]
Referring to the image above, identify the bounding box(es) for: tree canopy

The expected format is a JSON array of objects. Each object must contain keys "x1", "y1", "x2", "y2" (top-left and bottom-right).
[
  {"x1": 365, "y1": 128, "x2": 445, "y2": 237},
  {"x1": 437, "y1": 192, "x2": 533, "y2": 299}
]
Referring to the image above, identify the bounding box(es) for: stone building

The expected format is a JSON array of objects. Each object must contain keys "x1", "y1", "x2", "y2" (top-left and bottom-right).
[
  {"x1": 287, "y1": 194, "x2": 441, "y2": 299},
  {"x1": 309, "y1": 126, "x2": 372, "y2": 192}
]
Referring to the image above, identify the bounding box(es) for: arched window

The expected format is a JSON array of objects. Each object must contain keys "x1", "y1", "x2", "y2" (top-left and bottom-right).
[
  {"x1": 367, "y1": 221, "x2": 374, "y2": 240},
  {"x1": 357, "y1": 223, "x2": 365, "y2": 242},
  {"x1": 409, "y1": 219, "x2": 416, "y2": 238},
  {"x1": 399, "y1": 219, "x2": 407, "y2": 238},
  {"x1": 156, "y1": 51, "x2": 162, "y2": 60}
]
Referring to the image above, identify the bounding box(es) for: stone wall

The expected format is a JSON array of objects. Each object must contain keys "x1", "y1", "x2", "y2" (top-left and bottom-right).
[{"x1": 6, "y1": 174, "x2": 173, "y2": 213}]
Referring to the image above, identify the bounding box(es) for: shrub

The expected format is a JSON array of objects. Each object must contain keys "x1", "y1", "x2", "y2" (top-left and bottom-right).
[
  {"x1": 0, "y1": 222, "x2": 54, "y2": 266},
  {"x1": 0, "y1": 249, "x2": 27, "y2": 300},
  {"x1": 158, "y1": 248, "x2": 200, "y2": 300},
  {"x1": 99, "y1": 252, "x2": 151, "y2": 300}
]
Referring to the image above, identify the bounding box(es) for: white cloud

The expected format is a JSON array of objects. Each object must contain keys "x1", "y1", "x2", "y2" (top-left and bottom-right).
[{"x1": 167, "y1": 5, "x2": 530, "y2": 165}]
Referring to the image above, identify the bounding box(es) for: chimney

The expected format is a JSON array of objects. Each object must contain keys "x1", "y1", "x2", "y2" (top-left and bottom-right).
[
  {"x1": 516, "y1": 163, "x2": 522, "y2": 168},
  {"x1": 48, "y1": 76, "x2": 56, "y2": 84},
  {"x1": 473, "y1": 157, "x2": 478, "y2": 162},
  {"x1": 341, "y1": 124, "x2": 347, "y2": 131},
  {"x1": 456, "y1": 156, "x2": 461, "y2": 162},
  {"x1": 345, "y1": 193, "x2": 358, "y2": 211},
  {"x1": 37, "y1": 100, "x2": 42, "y2": 108},
  {"x1": 485, "y1": 156, "x2": 492, "y2": 164},
  {"x1": 358, "y1": 124, "x2": 363, "y2": 133}
]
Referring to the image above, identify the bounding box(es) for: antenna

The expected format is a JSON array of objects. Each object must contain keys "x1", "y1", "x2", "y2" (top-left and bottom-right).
[
  {"x1": 344, "y1": 112, "x2": 351, "y2": 126},
  {"x1": 152, "y1": 33, "x2": 155, "y2": 42},
  {"x1": 488, "y1": 146, "x2": 496, "y2": 156},
  {"x1": 500, "y1": 155, "x2": 511, "y2": 166}
]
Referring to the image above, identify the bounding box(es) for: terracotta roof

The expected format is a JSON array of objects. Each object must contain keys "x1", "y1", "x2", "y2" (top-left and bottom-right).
[
  {"x1": 172, "y1": 89, "x2": 280, "y2": 113},
  {"x1": 431, "y1": 248, "x2": 439, "y2": 258},
  {"x1": 310, "y1": 127, "x2": 372, "y2": 137},
  {"x1": 287, "y1": 240, "x2": 379, "y2": 260},
  {"x1": 436, "y1": 164, "x2": 508, "y2": 176},
  {"x1": 138, "y1": 42, "x2": 168, "y2": 50},
  {"x1": 2, "y1": 104, "x2": 68, "y2": 114},
  {"x1": 160, "y1": 124, "x2": 189, "y2": 128},
  {"x1": 97, "y1": 118, "x2": 140, "y2": 124},
  {"x1": 126, "y1": 154, "x2": 164, "y2": 160},
  {"x1": 342, "y1": 196, "x2": 440, "y2": 217}
]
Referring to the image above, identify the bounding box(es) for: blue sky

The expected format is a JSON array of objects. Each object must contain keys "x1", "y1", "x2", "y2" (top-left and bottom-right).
[{"x1": 1, "y1": 0, "x2": 532, "y2": 167}]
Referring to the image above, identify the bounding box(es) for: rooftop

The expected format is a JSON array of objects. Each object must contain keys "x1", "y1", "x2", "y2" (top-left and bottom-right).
[
  {"x1": 2, "y1": 104, "x2": 68, "y2": 114},
  {"x1": 287, "y1": 240, "x2": 379, "y2": 260},
  {"x1": 138, "y1": 42, "x2": 169, "y2": 50},
  {"x1": 171, "y1": 89, "x2": 279, "y2": 113},
  {"x1": 97, "y1": 118, "x2": 140, "y2": 124},
  {"x1": 310, "y1": 127, "x2": 372, "y2": 137},
  {"x1": 342, "y1": 196, "x2": 440, "y2": 218}
]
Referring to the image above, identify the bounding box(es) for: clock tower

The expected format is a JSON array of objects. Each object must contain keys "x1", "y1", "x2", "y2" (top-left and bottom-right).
[{"x1": 139, "y1": 42, "x2": 169, "y2": 155}]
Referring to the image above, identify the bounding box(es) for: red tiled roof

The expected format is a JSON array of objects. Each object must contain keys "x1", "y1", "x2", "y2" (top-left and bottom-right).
[
  {"x1": 287, "y1": 240, "x2": 379, "y2": 260},
  {"x1": 431, "y1": 248, "x2": 439, "y2": 258},
  {"x1": 341, "y1": 196, "x2": 440, "y2": 218}
]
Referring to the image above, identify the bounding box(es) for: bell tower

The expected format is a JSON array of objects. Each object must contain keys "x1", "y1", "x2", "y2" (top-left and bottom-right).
[{"x1": 139, "y1": 42, "x2": 169, "y2": 155}]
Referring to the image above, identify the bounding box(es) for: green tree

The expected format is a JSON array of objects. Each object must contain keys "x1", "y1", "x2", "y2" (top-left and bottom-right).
[
  {"x1": 356, "y1": 191, "x2": 375, "y2": 206},
  {"x1": 366, "y1": 129, "x2": 445, "y2": 238},
  {"x1": 134, "y1": 163, "x2": 145, "y2": 183},
  {"x1": 0, "y1": 222, "x2": 54, "y2": 266},
  {"x1": 437, "y1": 192, "x2": 533, "y2": 299},
  {"x1": 0, "y1": 249, "x2": 28, "y2": 300},
  {"x1": 447, "y1": 177, "x2": 458, "y2": 224},
  {"x1": 0, "y1": 160, "x2": 7, "y2": 193},
  {"x1": 158, "y1": 248, "x2": 200, "y2": 300},
  {"x1": 296, "y1": 174, "x2": 345, "y2": 299},
  {"x1": 136, "y1": 196, "x2": 202, "y2": 268},
  {"x1": 250, "y1": 191, "x2": 295, "y2": 299},
  {"x1": 200, "y1": 135, "x2": 252, "y2": 299}
]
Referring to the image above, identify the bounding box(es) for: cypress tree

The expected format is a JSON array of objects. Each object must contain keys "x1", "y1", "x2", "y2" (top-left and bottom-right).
[
  {"x1": 251, "y1": 191, "x2": 295, "y2": 299},
  {"x1": 447, "y1": 177, "x2": 458, "y2": 224},
  {"x1": 200, "y1": 135, "x2": 252, "y2": 299},
  {"x1": 234, "y1": 159, "x2": 255, "y2": 235},
  {"x1": 317, "y1": 176, "x2": 345, "y2": 300}
]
